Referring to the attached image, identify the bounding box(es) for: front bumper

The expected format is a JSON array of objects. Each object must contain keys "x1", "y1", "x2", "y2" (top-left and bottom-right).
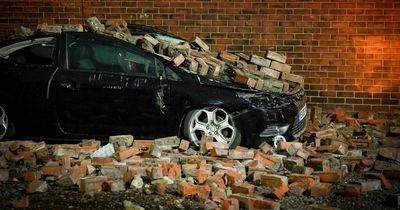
[{"x1": 235, "y1": 103, "x2": 307, "y2": 148}]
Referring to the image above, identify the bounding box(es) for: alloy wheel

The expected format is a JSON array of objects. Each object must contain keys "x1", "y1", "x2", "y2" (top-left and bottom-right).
[
  {"x1": 0, "y1": 106, "x2": 8, "y2": 140},
  {"x1": 187, "y1": 107, "x2": 237, "y2": 147}
]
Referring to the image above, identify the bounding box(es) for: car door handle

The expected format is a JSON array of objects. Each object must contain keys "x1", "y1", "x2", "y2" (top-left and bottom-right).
[{"x1": 60, "y1": 81, "x2": 80, "y2": 91}]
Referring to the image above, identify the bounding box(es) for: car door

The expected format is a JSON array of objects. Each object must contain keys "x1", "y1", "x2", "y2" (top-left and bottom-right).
[{"x1": 48, "y1": 32, "x2": 167, "y2": 137}]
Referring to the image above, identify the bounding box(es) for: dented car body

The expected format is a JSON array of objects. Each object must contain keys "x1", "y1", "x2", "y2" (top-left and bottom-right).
[{"x1": 0, "y1": 30, "x2": 306, "y2": 147}]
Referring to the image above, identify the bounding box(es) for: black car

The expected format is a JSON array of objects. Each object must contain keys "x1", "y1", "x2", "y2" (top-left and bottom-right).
[{"x1": 0, "y1": 29, "x2": 307, "y2": 148}]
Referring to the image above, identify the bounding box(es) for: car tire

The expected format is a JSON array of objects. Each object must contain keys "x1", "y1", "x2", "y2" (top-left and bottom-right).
[
  {"x1": 183, "y1": 107, "x2": 242, "y2": 149},
  {"x1": 0, "y1": 106, "x2": 14, "y2": 140}
]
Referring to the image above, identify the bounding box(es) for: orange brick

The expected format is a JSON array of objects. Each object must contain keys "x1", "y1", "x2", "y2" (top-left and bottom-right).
[
  {"x1": 179, "y1": 139, "x2": 190, "y2": 151},
  {"x1": 358, "y1": 179, "x2": 381, "y2": 193},
  {"x1": 42, "y1": 166, "x2": 63, "y2": 176},
  {"x1": 288, "y1": 182, "x2": 308, "y2": 196},
  {"x1": 26, "y1": 180, "x2": 48, "y2": 193},
  {"x1": 91, "y1": 157, "x2": 114, "y2": 166},
  {"x1": 228, "y1": 148, "x2": 254, "y2": 160},
  {"x1": 206, "y1": 175, "x2": 226, "y2": 189},
  {"x1": 289, "y1": 174, "x2": 320, "y2": 189},
  {"x1": 12, "y1": 197, "x2": 29, "y2": 208},
  {"x1": 229, "y1": 194, "x2": 280, "y2": 210},
  {"x1": 225, "y1": 170, "x2": 243, "y2": 186},
  {"x1": 254, "y1": 151, "x2": 280, "y2": 171},
  {"x1": 210, "y1": 147, "x2": 228, "y2": 157},
  {"x1": 24, "y1": 171, "x2": 42, "y2": 182},
  {"x1": 222, "y1": 198, "x2": 239, "y2": 210},
  {"x1": 307, "y1": 158, "x2": 331, "y2": 171},
  {"x1": 314, "y1": 170, "x2": 342, "y2": 183},
  {"x1": 116, "y1": 146, "x2": 141, "y2": 161},
  {"x1": 231, "y1": 182, "x2": 255, "y2": 195},
  {"x1": 178, "y1": 181, "x2": 197, "y2": 197},
  {"x1": 259, "y1": 142, "x2": 272, "y2": 154},
  {"x1": 310, "y1": 183, "x2": 332, "y2": 197},
  {"x1": 211, "y1": 185, "x2": 226, "y2": 202},
  {"x1": 79, "y1": 176, "x2": 108, "y2": 193},
  {"x1": 344, "y1": 184, "x2": 361, "y2": 196},
  {"x1": 197, "y1": 185, "x2": 211, "y2": 203},
  {"x1": 365, "y1": 172, "x2": 392, "y2": 189}
]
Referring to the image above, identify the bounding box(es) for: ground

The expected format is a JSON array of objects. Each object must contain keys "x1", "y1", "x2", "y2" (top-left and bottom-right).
[{"x1": 1, "y1": 170, "x2": 399, "y2": 210}]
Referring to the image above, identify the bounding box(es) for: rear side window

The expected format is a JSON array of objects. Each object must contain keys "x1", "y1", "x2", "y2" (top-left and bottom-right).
[
  {"x1": 8, "y1": 44, "x2": 54, "y2": 65},
  {"x1": 67, "y1": 33, "x2": 156, "y2": 78}
]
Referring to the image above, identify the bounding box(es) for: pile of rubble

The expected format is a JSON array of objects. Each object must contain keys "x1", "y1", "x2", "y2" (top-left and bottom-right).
[
  {"x1": 12, "y1": 17, "x2": 303, "y2": 93},
  {"x1": 1, "y1": 106, "x2": 400, "y2": 209}
]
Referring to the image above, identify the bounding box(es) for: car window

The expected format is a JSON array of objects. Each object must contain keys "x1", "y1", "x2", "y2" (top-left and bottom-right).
[
  {"x1": 67, "y1": 33, "x2": 156, "y2": 78},
  {"x1": 8, "y1": 43, "x2": 54, "y2": 65},
  {"x1": 165, "y1": 66, "x2": 182, "y2": 81}
]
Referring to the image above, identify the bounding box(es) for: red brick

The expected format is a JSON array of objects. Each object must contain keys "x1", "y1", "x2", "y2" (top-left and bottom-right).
[
  {"x1": 259, "y1": 142, "x2": 272, "y2": 154},
  {"x1": 12, "y1": 197, "x2": 29, "y2": 208},
  {"x1": 211, "y1": 184, "x2": 226, "y2": 202},
  {"x1": 365, "y1": 172, "x2": 392, "y2": 189},
  {"x1": 24, "y1": 171, "x2": 42, "y2": 182},
  {"x1": 79, "y1": 176, "x2": 108, "y2": 193},
  {"x1": 289, "y1": 174, "x2": 320, "y2": 189},
  {"x1": 206, "y1": 175, "x2": 226, "y2": 189},
  {"x1": 210, "y1": 147, "x2": 228, "y2": 157},
  {"x1": 344, "y1": 184, "x2": 361, "y2": 196},
  {"x1": 231, "y1": 182, "x2": 255, "y2": 194},
  {"x1": 178, "y1": 181, "x2": 197, "y2": 197},
  {"x1": 229, "y1": 194, "x2": 280, "y2": 210},
  {"x1": 197, "y1": 185, "x2": 211, "y2": 203},
  {"x1": 228, "y1": 148, "x2": 254, "y2": 160},
  {"x1": 288, "y1": 182, "x2": 308, "y2": 196},
  {"x1": 310, "y1": 183, "x2": 332, "y2": 197},
  {"x1": 179, "y1": 139, "x2": 190, "y2": 151},
  {"x1": 225, "y1": 170, "x2": 243, "y2": 186},
  {"x1": 313, "y1": 170, "x2": 342, "y2": 183},
  {"x1": 42, "y1": 166, "x2": 63, "y2": 176},
  {"x1": 91, "y1": 157, "x2": 114, "y2": 166},
  {"x1": 358, "y1": 179, "x2": 381, "y2": 193},
  {"x1": 26, "y1": 180, "x2": 48, "y2": 193},
  {"x1": 254, "y1": 151, "x2": 281, "y2": 171},
  {"x1": 116, "y1": 146, "x2": 141, "y2": 161},
  {"x1": 222, "y1": 198, "x2": 240, "y2": 210}
]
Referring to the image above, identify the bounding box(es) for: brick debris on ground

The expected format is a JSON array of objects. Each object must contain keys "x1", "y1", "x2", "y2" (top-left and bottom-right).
[{"x1": 1, "y1": 106, "x2": 400, "y2": 210}]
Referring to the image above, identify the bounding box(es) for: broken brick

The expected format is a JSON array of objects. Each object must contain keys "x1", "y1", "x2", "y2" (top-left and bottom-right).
[
  {"x1": 178, "y1": 181, "x2": 197, "y2": 197},
  {"x1": 179, "y1": 139, "x2": 190, "y2": 151},
  {"x1": 222, "y1": 198, "x2": 240, "y2": 210},
  {"x1": 357, "y1": 179, "x2": 381, "y2": 193},
  {"x1": 26, "y1": 180, "x2": 48, "y2": 193},
  {"x1": 231, "y1": 182, "x2": 255, "y2": 194},
  {"x1": 288, "y1": 182, "x2": 308, "y2": 196},
  {"x1": 289, "y1": 174, "x2": 320, "y2": 189},
  {"x1": 344, "y1": 183, "x2": 361, "y2": 196},
  {"x1": 229, "y1": 194, "x2": 280, "y2": 210},
  {"x1": 24, "y1": 171, "x2": 42, "y2": 182},
  {"x1": 79, "y1": 176, "x2": 108, "y2": 193},
  {"x1": 365, "y1": 172, "x2": 392, "y2": 189},
  {"x1": 310, "y1": 182, "x2": 332, "y2": 197},
  {"x1": 115, "y1": 146, "x2": 141, "y2": 161},
  {"x1": 228, "y1": 148, "x2": 254, "y2": 160},
  {"x1": 206, "y1": 175, "x2": 226, "y2": 189},
  {"x1": 313, "y1": 170, "x2": 342, "y2": 183},
  {"x1": 12, "y1": 197, "x2": 29, "y2": 208},
  {"x1": 225, "y1": 170, "x2": 243, "y2": 186},
  {"x1": 197, "y1": 185, "x2": 211, "y2": 203},
  {"x1": 41, "y1": 166, "x2": 63, "y2": 176}
]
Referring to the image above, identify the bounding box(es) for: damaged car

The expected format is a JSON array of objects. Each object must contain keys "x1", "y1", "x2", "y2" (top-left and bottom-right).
[{"x1": 0, "y1": 29, "x2": 307, "y2": 148}]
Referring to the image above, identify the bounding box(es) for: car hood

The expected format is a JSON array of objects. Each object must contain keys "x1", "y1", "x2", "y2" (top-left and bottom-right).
[{"x1": 197, "y1": 75, "x2": 256, "y2": 92}]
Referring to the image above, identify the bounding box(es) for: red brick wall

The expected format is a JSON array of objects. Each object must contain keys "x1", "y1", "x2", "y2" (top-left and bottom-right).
[{"x1": 1, "y1": 0, "x2": 399, "y2": 114}]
